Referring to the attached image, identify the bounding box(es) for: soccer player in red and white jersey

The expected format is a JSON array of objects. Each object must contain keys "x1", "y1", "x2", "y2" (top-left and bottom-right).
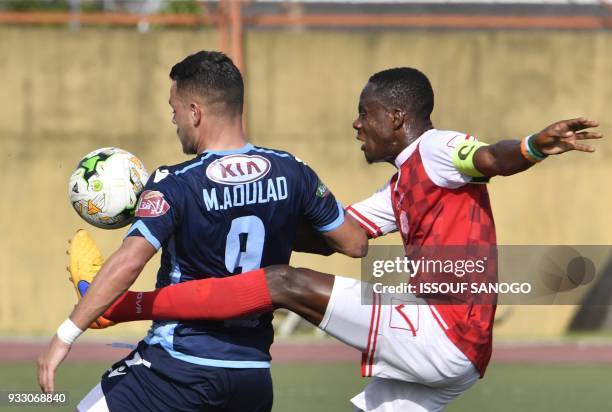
[{"x1": 67, "y1": 68, "x2": 601, "y2": 411}]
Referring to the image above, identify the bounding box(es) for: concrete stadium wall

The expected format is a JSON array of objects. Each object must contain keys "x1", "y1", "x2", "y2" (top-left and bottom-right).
[{"x1": 0, "y1": 27, "x2": 610, "y2": 339}]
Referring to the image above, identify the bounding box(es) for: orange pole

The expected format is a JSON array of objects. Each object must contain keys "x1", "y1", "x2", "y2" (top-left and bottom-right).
[
  {"x1": 217, "y1": 0, "x2": 229, "y2": 54},
  {"x1": 229, "y1": 0, "x2": 244, "y2": 73},
  {"x1": 226, "y1": 0, "x2": 247, "y2": 136}
]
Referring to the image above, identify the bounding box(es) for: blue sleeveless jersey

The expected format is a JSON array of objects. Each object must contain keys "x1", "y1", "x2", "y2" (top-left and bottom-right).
[{"x1": 125, "y1": 143, "x2": 343, "y2": 368}]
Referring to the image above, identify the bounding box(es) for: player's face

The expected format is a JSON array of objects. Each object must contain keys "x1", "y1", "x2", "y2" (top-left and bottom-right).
[
  {"x1": 353, "y1": 83, "x2": 398, "y2": 164},
  {"x1": 169, "y1": 81, "x2": 198, "y2": 155}
]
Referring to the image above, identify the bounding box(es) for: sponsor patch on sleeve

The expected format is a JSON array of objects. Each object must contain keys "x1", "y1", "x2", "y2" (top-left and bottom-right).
[
  {"x1": 135, "y1": 190, "x2": 170, "y2": 218},
  {"x1": 316, "y1": 180, "x2": 330, "y2": 198}
]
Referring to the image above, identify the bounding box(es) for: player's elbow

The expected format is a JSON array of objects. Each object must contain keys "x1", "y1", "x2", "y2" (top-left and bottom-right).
[
  {"x1": 322, "y1": 218, "x2": 369, "y2": 258},
  {"x1": 346, "y1": 246, "x2": 368, "y2": 258},
  {"x1": 340, "y1": 232, "x2": 368, "y2": 258}
]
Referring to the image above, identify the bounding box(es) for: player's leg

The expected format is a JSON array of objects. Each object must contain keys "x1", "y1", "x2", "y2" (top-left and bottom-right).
[
  {"x1": 263, "y1": 265, "x2": 334, "y2": 325},
  {"x1": 98, "y1": 265, "x2": 333, "y2": 324},
  {"x1": 78, "y1": 349, "x2": 169, "y2": 412},
  {"x1": 67, "y1": 230, "x2": 334, "y2": 326},
  {"x1": 78, "y1": 343, "x2": 257, "y2": 412},
  {"x1": 266, "y1": 270, "x2": 489, "y2": 412},
  {"x1": 350, "y1": 297, "x2": 480, "y2": 411},
  {"x1": 213, "y1": 265, "x2": 373, "y2": 352},
  {"x1": 67, "y1": 230, "x2": 330, "y2": 326},
  {"x1": 266, "y1": 266, "x2": 373, "y2": 352},
  {"x1": 98, "y1": 265, "x2": 373, "y2": 352},
  {"x1": 96, "y1": 266, "x2": 374, "y2": 353}
]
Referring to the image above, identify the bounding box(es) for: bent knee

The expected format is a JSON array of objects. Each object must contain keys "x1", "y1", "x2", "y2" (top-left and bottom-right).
[
  {"x1": 264, "y1": 265, "x2": 294, "y2": 284},
  {"x1": 264, "y1": 265, "x2": 308, "y2": 307}
]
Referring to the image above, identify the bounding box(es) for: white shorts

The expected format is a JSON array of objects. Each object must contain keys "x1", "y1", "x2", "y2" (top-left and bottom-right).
[{"x1": 319, "y1": 276, "x2": 479, "y2": 412}]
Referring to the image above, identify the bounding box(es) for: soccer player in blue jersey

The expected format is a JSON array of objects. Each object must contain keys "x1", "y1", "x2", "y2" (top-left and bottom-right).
[{"x1": 37, "y1": 51, "x2": 367, "y2": 411}]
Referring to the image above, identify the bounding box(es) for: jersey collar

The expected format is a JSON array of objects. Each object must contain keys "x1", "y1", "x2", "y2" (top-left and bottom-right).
[
  {"x1": 393, "y1": 129, "x2": 436, "y2": 169},
  {"x1": 201, "y1": 143, "x2": 254, "y2": 156}
]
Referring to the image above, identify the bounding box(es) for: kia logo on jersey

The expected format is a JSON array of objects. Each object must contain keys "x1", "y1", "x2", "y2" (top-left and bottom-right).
[{"x1": 206, "y1": 154, "x2": 271, "y2": 185}]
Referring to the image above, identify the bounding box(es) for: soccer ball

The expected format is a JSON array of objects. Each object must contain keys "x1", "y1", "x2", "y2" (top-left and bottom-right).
[{"x1": 68, "y1": 147, "x2": 149, "y2": 229}]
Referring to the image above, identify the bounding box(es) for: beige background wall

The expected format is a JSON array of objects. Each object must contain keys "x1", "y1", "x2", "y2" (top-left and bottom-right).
[{"x1": 0, "y1": 27, "x2": 610, "y2": 339}]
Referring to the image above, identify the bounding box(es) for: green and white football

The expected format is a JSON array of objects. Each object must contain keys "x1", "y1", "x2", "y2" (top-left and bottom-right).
[{"x1": 68, "y1": 147, "x2": 149, "y2": 229}]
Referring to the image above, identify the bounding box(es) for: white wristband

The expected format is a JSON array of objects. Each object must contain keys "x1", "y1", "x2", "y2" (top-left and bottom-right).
[{"x1": 56, "y1": 318, "x2": 83, "y2": 345}]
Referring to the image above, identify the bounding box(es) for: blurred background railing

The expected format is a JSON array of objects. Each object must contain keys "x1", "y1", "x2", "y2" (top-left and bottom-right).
[{"x1": 0, "y1": 0, "x2": 611, "y2": 73}]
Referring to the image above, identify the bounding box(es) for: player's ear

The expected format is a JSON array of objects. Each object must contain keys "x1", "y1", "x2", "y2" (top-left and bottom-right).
[
  {"x1": 191, "y1": 103, "x2": 202, "y2": 127},
  {"x1": 391, "y1": 108, "x2": 405, "y2": 130}
]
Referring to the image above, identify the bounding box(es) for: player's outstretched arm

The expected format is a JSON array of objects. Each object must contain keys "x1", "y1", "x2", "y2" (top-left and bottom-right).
[
  {"x1": 37, "y1": 237, "x2": 156, "y2": 393},
  {"x1": 472, "y1": 118, "x2": 602, "y2": 177}
]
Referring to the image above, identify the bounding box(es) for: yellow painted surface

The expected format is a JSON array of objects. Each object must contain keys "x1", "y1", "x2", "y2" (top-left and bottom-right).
[{"x1": 0, "y1": 27, "x2": 610, "y2": 338}]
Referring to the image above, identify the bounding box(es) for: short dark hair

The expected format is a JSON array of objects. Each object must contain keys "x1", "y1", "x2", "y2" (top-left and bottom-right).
[
  {"x1": 368, "y1": 68, "x2": 434, "y2": 119},
  {"x1": 170, "y1": 51, "x2": 244, "y2": 116}
]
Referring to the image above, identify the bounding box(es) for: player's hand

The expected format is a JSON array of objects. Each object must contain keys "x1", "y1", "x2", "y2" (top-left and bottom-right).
[
  {"x1": 37, "y1": 335, "x2": 71, "y2": 393},
  {"x1": 533, "y1": 118, "x2": 602, "y2": 155}
]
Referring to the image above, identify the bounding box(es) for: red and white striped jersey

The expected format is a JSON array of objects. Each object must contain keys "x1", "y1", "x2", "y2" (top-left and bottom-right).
[{"x1": 347, "y1": 128, "x2": 497, "y2": 376}]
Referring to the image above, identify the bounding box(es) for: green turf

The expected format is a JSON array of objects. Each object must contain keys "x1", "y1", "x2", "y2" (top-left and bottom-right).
[
  {"x1": 450, "y1": 363, "x2": 612, "y2": 412},
  {"x1": 0, "y1": 362, "x2": 610, "y2": 411}
]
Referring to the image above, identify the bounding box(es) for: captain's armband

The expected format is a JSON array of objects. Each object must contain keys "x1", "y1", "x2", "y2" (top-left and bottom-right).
[{"x1": 451, "y1": 140, "x2": 490, "y2": 182}]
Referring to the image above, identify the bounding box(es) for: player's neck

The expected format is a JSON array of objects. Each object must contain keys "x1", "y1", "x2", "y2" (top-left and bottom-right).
[
  {"x1": 196, "y1": 117, "x2": 248, "y2": 154},
  {"x1": 385, "y1": 122, "x2": 434, "y2": 166},
  {"x1": 407, "y1": 120, "x2": 434, "y2": 142},
  {"x1": 401, "y1": 122, "x2": 434, "y2": 149}
]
